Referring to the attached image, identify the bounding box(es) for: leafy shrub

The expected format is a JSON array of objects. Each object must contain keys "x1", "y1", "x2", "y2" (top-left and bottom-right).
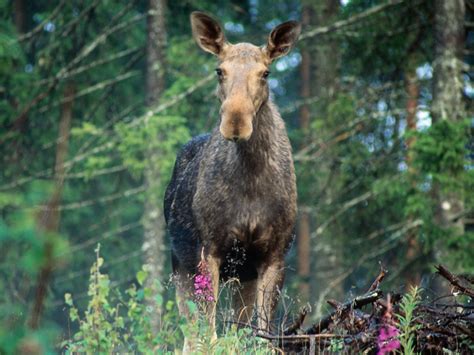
[
  {"x1": 396, "y1": 286, "x2": 421, "y2": 355},
  {"x1": 63, "y1": 246, "x2": 272, "y2": 353}
]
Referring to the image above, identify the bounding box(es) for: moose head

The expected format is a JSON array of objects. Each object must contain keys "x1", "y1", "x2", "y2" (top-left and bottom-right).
[{"x1": 191, "y1": 11, "x2": 301, "y2": 142}]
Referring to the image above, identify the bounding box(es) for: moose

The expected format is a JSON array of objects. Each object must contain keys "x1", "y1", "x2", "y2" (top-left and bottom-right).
[{"x1": 164, "y1": 11, "x2": 300, "y2": 348}]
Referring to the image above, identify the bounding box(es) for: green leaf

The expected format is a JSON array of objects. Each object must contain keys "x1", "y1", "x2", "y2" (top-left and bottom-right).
[
  {"x1": 65, "y1": 293, "x2": 73, "y2": 306},
  {"x1": 136, "y1": 270, "x2": 147, "y2": 286}
]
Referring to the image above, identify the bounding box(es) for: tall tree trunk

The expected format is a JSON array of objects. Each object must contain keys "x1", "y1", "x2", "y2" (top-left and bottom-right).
[
  {"x1": 310, "y1": 0, "x2": 342, "y2": 317},
  {"x1": 142, "y1": 0, "x2": 167, "y2": 330},
  {"x1": 404, "y1": 65, "x2": 421, "y2": 288},
  {"x1": 12, "y1": 0, "x2": 28, "y2": 148},
  {"x1": 29, "y1": 84, "x2": 74, "y2": 328},
  {"x1": 13, "y1": 0, "x2": 26, "y2": 34},
  {"x1": 432, "y1": 0, "x2": 465, "y2": 235},
  {"x1": 297, "y1": 3, "x2": 312, "y2": 304}
]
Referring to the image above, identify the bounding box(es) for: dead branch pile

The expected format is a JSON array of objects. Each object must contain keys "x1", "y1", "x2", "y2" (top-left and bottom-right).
[{"x1": 257, "y1": 265, "x2": 474, "y2": 353}]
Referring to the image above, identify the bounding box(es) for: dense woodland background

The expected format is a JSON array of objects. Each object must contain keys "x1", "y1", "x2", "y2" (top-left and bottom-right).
[{"x1": 1, "y1": 0, "x2": 473, "y2": 352}]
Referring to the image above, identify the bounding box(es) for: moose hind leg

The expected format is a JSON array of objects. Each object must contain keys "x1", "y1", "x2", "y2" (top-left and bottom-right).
[
  {"x1": 256, "y1": 261, "x2": 285, "y2": 332},
  {"x1": 232, "y1": 278, "x2": 257, "y2": 326}
]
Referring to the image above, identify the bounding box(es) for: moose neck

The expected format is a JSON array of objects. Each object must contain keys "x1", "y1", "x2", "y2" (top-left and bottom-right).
[{"x1": 232, "y1": 101, "x2": 275, "y2": 170}]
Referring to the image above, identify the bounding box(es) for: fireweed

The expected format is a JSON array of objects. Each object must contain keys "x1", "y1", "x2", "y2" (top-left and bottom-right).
[
  {"x1": 194, "y1": 251, "x2": 214, "y2": 302},
  {"x1": 377, "y1": 295, "x2": 400, "y2": 355}
]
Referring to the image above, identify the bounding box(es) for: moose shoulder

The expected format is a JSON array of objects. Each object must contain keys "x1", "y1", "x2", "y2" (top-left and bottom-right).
[{"x1": 164, "y1": 11, "x2": 299, "y2": 349}]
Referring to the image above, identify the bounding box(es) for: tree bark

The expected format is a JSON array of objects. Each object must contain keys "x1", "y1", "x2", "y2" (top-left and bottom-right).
[
  {"x1": 404, "y1": 66, "x2": 421, "y2": 288},
  {"x1": 297, "y1": 4, "x2": 313, "y2": 304},
  {"x1": 29, "y1": 84, "x2": 74, "y2": 329},
  {"x1": 432, "y1": 0, "x2": 465, "y2": 235},
  {"x1": 309, "y1": 0, "x2": 342, "y2": 315},
  {"x1": 143, "y1": 0, "x2": 167, "y2": 330},
  {"x1": 13, "y1": 0, "x2": 27, "y2": 34}
]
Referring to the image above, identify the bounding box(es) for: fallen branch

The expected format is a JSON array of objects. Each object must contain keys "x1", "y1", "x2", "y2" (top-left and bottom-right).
[
  {"x1": 253, "y1": 264, "x2": 474, "y2": 353},
  {"x1": 283, "y1": 307, "x2": 308, "y2": 335},
  {"x1": 305, "y1": 289, "x2": 383, "y2": 335},
  {"x1": 436, "y1": 264, "x2": 474, "y2": 298}
]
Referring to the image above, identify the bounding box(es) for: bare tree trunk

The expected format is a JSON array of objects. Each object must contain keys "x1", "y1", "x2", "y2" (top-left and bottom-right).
[
  {"x1": 310, "y1": 0, "x2": 342, "y2": 316},
  {"x1": 142, "y1": 0, "x2": 167, "y2": 330},
  {"x1": 13, "y1": 0, "x2": 26, "y2": 34},
  {"x1": 29, "y1": 84, "x2": 74, "y2": 328},
  {"x1": 404, "y1": 66, "x2": 421, "y2": 288},
  {"x1": 432, "y1": 0, "x2": 465, "y2": 235},
  {"x1": 297, "y1": 4, "x2": 312, "y2": 304}
]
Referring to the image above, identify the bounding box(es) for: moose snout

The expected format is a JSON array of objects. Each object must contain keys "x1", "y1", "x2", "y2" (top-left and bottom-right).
[
  {"x1": 220, "y1": 113, "x2": 253, "y2": 142},
  {"x1": 220, "y1": 101, "x2": 254, "y2": 142}
]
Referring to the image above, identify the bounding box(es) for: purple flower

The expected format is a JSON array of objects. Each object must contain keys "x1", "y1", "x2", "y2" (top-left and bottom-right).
[
  {"x1": 194, "y1": 256, "x2": 215, "y2": 303},
  {"x1": 377, "y1": 324, "x2": 400, "y2": 355}
]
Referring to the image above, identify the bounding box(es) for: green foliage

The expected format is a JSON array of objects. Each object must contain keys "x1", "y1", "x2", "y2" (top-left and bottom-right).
[
  {"x1": 410, "y1": 119, "x2": 474, "y2": 270},
  {"x1": 413, "y1": 120, "x2": 469, "y2": 188},
  {"x1": 0, "y1": 184, "x2": 68, "y2": 354},
  {"x1": 397, "y1": 286, "x2": 421, "y2": 355},
  {"x1": 64, "y1": 246, "x2": 179, "y2": 352},
  {"x1": 64, "y1": 250, "x2": 272, "y2": 353},
  {"x1": 115, "y1": 114, "x2": 190, "y2": 185},
  {"x1": 329, "y1": 337, "x2": 345, "y2": 352},
  {"x1": 64, "y1": 245, "x2": 123, "y2": 352}
]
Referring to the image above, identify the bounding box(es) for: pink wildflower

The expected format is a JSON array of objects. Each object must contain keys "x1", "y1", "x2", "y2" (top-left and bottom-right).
[
  {"x1": 377, "y1": 324, "x2": 400, "y2": 355},
  {"x1": 194, "y1": 250, "x2": 215, "y2": 303},
  {"x1": 377, "y1": 294, "x2": 400, "y2": 355}
]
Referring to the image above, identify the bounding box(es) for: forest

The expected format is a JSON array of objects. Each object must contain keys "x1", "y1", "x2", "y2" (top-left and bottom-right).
[{"x1": 1, "y1": 0, "x2": 473, "y2": 353}]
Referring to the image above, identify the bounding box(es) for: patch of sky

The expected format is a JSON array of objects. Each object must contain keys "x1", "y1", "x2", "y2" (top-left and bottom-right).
[
  {"x1": 377, "y1": 100, "x2": 387, "y2": 112},
  {"x1": 272, "y1": 83, "x2": 285, "y2": 96},
  {"x1": 44, "y1": 22, "x2": 55, "y2": 32},
  {"x1": 383, "y1": 125, "x2": 394, "y2": 141},
  {"x1": 362, "y1": 133, "x2": 375, "y2": 153},
  {"x1": 416, "y1": 110, "x2": 431, "y2": 130},
  {"x1": 340, "y1": 0, "x2": 350, "y2": 6},
  {"x1": 398, "y1": 161, "x2": 408, "y2": 172},
  {"x1": 224, "y1": 22, "x2": 244, "y2": 34},
  {"x1": 25, "y1": 64, "x2": 33, "y2": 73},
  {"x1": 356, "y1": 107, "x2": 366, "y2": 116},
  {"x1": 268, "y1": 78, "x2": 279, "y2": 90},
  {"x1": 419, "y1": 178, "x2": 432, "y2": 192},
  {"x1": 275, "y1": 52, "x2": 301, "y2": 71},
  {"x1": 385, "y1": 114, "x2": 395, "y2": 126},
  {"x1": 249, "y1": 0, "x2": 258, "y2": 22},
  {"x1": 398, "y1": 116, "x2": 407, "y2": 136},
  {"x1": 416, "y1": 63, "x2": 432, "y2": 80},
  {"x1": 265, "y1": 19, "x2": 280, "y2": 30},
  {"x1": 463, "y1": 74, "x2": 474, "y2": 99}
]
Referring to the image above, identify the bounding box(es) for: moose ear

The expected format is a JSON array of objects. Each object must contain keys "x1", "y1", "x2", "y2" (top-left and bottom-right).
[
  {"x1": 190, "y1": 11, "x2": 226, "y2": 56},
  {"x1": 265, "y1": 21, "x2": 301, "y2": 61}
]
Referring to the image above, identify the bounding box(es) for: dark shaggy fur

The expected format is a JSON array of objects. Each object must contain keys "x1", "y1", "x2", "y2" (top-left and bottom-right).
[{"x1": 164, "y1": 101, "x2": 297, "y2": 283}]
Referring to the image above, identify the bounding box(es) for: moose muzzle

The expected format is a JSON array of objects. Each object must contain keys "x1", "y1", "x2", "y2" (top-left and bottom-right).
[{"x1": 219, "y1": 97, "x2": 254, "y2": 142}]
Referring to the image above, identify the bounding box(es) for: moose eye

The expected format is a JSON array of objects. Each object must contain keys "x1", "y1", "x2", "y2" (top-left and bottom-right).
[
  {"x1": 215, "y1": 68, "x2": 223, "y2": 78},
  {"x1": 262, "y1": 70, "x2": 270, "y2": 79}
]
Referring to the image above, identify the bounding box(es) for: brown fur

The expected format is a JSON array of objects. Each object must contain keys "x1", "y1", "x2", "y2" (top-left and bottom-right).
[{"x1": 164, "y1": 12, "x2": 300, "y2": 350}]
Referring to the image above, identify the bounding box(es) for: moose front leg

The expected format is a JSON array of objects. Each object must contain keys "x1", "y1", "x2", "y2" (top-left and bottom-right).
[
  {"x1": 174, "y1": 269, "x2": 198, "y2": 353},
  {"x1": 203, "y1": 253, "x2": 221, "y2": 341},
  {"x1": 255, "y1": 261, "x2": 285, "y2": 332}
]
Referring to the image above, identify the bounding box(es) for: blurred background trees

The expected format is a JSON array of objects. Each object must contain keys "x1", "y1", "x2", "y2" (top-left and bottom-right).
[{"x1": 0, "y1": 0, "x2": 472, "y2": 351}]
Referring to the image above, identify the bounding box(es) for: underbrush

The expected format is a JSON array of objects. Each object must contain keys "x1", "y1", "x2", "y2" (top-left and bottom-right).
[
  {"x1": 62, "y1": 246, "x2": 272, "y2": 354},
  {"x1": 62, "y1": 249, "x2": 474, "y2": 354}
]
